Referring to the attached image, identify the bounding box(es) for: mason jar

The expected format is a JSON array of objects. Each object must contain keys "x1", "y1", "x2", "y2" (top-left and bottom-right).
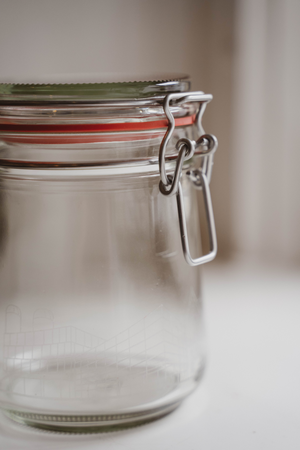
[{"x1": 0, "y1": 75, "x2": 217, "y2": 432}]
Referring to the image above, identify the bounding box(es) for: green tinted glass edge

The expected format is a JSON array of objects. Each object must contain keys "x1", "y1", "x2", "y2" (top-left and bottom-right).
[{"x1": 0, "y1": 78, "x2": 191, "y2": 101}]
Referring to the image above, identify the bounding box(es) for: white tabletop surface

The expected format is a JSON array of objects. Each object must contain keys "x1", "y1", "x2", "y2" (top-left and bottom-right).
[{"x1": 1, "y1": 259, "x2": 300, "y2": 450}]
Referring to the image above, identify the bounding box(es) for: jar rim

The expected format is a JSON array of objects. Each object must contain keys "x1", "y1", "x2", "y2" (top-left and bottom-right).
[{"x1": 0, "y1": 74, "x2": 191, "y2": 103}]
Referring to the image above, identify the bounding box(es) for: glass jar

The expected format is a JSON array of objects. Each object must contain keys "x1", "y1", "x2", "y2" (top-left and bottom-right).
[{"x1": 0, "y1": 76, "x2": 217, "y2": 432}]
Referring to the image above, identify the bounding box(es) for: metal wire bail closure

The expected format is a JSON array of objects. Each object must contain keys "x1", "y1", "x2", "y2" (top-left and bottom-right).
[{"x1": 159, "y1": 91, "x2": 218, "y2": 267}]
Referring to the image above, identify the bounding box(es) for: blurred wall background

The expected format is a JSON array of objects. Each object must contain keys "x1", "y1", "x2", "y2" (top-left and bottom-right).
[
  {"x1": 232, "y1": 0, "x2": 300, "y2": 266},
  {"x1": 0, "y1": 0, "x2": 299, "y2": 265}
]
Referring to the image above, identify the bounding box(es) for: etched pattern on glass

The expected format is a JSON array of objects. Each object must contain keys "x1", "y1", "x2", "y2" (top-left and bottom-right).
[{"x1": 3, "y1": 305, "x2": 198, "y2": 399}]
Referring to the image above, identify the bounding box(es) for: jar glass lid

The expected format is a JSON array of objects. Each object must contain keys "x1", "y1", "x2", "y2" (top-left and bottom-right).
[{"x1": 0, "y1": 73, "x2": 191, "y2": 102}]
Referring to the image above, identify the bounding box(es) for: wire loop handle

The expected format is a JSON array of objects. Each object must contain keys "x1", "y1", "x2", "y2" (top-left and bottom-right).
[
  {"x1": 159, "y1": 91, "x2": 218, "y2": 266},
  {"x1": 178, "y1": 171, "x2": 217, "y2": 266}
]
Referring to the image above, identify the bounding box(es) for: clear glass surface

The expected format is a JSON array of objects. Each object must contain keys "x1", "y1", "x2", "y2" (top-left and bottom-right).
[{"x1": 0, "y1": 164, "x2": 205, "y2": 431}]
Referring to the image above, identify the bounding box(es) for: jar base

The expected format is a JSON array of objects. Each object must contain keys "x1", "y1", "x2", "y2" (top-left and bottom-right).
[{"x1": 5, "y1": 401, "x2": 181, "y2": 433}]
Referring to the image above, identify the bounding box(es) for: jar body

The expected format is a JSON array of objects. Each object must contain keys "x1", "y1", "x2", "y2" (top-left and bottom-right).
[{"x1": 0, "y1": 163, "x2": 205, "y2": 430}]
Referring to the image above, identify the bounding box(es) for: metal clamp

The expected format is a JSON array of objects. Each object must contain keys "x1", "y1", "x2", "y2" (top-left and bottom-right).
[
  {"x1": 159, "y1": 91, "x2": 218, "y2": 266},
  {"x1": 159, "y1": 137, "x2": 195, "y2": 196}
]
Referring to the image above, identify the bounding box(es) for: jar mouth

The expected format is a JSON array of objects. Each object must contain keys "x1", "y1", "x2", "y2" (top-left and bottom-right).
[
  {"x1": 0, "y1": 74, "x2": 191, "y2": 103},
  {"x1": 0, "y1": 97, "x2": 198, "y2": 149},
  {"x1": 0, "y1": 76, "x2": 212, "y2": 168}
]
